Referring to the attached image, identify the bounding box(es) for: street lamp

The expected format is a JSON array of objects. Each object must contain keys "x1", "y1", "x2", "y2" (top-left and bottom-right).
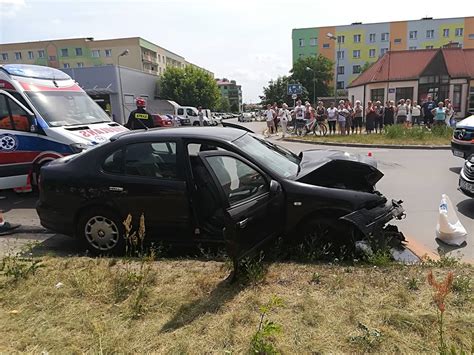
[
  {"x1": 117, "y1": 49, "x2": 129, "y2": 123},
  {"x1": 327, "y1": 32, "x2": 341, "y2": 104},
  {"x1": 305, "y1": 66, "x2": 316, "y2": 105}
]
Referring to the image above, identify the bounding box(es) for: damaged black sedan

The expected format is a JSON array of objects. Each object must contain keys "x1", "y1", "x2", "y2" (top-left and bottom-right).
[{"x1": 36, "y1": 127, "x2": 405, "y2": 260}]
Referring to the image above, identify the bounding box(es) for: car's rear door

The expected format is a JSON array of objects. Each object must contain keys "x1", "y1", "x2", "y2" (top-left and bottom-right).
[{"x1": 197, "y1": 151, "x2": 285, "y2": 261}]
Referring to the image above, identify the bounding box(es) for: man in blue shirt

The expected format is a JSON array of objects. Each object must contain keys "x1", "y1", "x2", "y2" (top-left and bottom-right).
[{"x1": 422, "y1": 95, "x2": 436, "y2": 128}]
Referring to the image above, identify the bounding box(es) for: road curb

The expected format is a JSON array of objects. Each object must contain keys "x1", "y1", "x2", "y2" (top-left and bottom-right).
[{"x1": 282, "y1": 138, "x2": 451, "y2": 150}]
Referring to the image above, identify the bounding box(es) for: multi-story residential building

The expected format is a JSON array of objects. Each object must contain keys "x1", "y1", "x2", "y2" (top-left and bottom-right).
[
  {"x1": 292, "y1": 16, "x2": 474, "y2": 90},
  {"x1": 216, "y1": 78, "x2": 243, "y2": 112},
  {"x1": 0, "y1": 37, "x2": 213, "y2": 77}
]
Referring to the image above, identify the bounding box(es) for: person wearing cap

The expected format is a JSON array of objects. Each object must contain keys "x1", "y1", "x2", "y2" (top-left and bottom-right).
[{"x1": 125, "y1": 97, "x2": 155, "y2": 130}]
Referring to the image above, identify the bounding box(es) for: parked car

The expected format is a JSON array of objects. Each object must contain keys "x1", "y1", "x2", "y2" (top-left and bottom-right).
[
  {"x1": 37, "y1": 127, "x2": 405, "y2": 260},
  {"x1": 451, "y1": 115, "x2": 474, "y2": 159},
  {"x1": 238, "y1": 112, "x2": 253, "y2": 122},
  {"x1": 152, "y1": 114, "x2": 173, "y2": 128},
  {"x1": 166, "y1": 114, "x2": 190, "y2": 126},
  {"x1": 459, "y1": 154, "x2": 474, "y2": 197}
]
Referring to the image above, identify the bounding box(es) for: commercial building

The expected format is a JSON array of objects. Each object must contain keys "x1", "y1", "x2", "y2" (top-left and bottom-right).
[
  {"x1": 0, "y1": 37, "x2": 213, "y2": 77},
  {"x1": 216, "y1": 78, "x2": 243, "y2": 112},
  {"x1": 347, "y1": 48, "x2": 474, "y2": 118},
  {"x1": 292, "y1": 16, "x2": 474, "y2": 90}
]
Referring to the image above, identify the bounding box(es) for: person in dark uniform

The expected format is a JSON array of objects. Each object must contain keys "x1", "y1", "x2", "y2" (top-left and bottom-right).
[{"x1": 125, "y1": 98, "x2": 155, "y2": 130}]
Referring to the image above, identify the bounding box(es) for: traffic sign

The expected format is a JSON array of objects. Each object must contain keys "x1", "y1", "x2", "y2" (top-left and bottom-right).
[
  {"x1": 287, "y1": 84, "x2": 302, "y2": 95},
  {"x1": 291, "y1": 93, "x2": 297, "y2": 100}
]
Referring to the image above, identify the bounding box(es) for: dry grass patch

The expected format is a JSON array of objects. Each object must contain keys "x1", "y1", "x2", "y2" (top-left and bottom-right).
[{"x1": 0, "y1": 257, "x2": 473, "y2": 353}]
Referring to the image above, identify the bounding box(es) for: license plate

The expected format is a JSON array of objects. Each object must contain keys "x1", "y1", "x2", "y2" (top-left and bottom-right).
[
  {"x1": 460, "y1": 179, "x2": 474, "y2": 193},
  {"x1": 453, "y1": 150, "x2": 464, "y2": 158}
]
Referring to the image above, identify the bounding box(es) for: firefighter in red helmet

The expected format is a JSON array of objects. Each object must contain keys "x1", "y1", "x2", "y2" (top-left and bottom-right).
[{"x1": 125, "y1": 97, "x2": 155, "y2": 130}]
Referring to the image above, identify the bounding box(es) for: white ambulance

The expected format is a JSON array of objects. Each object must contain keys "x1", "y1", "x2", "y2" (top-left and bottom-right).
[{"x1": 0, "y1": 64, "x2": 127, "y2": 190}]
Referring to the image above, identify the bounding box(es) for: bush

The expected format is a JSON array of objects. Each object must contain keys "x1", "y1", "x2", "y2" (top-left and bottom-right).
[
  {"x1": 431, "y1": 125, "x2": 453, "y2": 138},
  {"x1": 384, "y1": 124, "x2": 405, "y2": 139}
]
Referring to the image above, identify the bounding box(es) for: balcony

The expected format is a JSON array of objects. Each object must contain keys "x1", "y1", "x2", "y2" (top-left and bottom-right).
[{"x1": 142, "y1": 54, "x2": 158, "y2": 64}]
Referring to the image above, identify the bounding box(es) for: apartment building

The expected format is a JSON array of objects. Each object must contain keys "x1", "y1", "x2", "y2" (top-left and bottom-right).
[
  {"x1": 0, "y1": 37, "x2": 213, "y2": 77},
  {"x1": 292, "y1": 16, "x2": 474, "y2": 90},
  {"x1": 216, "y1": 78, "x2": 242, "y2": 112}
]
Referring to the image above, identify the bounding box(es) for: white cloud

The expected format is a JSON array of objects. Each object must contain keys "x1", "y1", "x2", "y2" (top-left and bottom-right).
[{"x1": 0, "y1": 0, "x2": 26, "y2": 18}]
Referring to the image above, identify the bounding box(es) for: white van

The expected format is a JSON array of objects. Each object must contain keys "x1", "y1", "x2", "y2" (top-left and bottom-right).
[
  {"x1": 0, "y1": 64, "x2": 127, "y2": 190},
  {"x1": 177, "y1": 106, "x2": 211, "y2": 126}
]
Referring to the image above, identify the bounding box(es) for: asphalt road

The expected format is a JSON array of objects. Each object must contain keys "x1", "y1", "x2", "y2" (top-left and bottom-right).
[{"x1": 1, "y1": 119, "x2": 472, "y2": 261}]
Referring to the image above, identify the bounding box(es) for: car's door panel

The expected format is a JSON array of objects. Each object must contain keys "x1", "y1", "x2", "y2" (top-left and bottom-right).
[{"x1": 198, "y1": 151, "x2": 285, "y2": 260}]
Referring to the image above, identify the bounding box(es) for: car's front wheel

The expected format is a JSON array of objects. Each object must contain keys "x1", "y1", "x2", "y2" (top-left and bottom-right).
[{"x1": 77, "y1": 207, "x2": 125, "y2": 255}]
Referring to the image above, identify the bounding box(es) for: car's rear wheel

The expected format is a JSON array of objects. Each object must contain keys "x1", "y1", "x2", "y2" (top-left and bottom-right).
[{"x1": 77, "y1": 207, "x2": 125, "y2": 255}]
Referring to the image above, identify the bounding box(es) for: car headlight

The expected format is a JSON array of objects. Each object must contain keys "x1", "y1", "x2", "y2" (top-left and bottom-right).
[{"x1": 70, "y1": 143, "x2": 91, "y2": 153}]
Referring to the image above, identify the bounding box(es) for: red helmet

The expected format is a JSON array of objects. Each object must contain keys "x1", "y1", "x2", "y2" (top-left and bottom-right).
[{"x1": 136, "y1": 98, "x2": 146, "y2": 107}]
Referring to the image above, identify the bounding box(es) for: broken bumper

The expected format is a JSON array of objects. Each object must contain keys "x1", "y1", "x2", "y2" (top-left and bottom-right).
[{"x1": 340, "y1": 199, "x2": 405, "y2": 237}]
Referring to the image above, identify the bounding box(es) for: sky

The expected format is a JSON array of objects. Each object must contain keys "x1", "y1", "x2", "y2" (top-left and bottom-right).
[{"x1": 0, "y1": 0, "x2": 472, "y2": 103}]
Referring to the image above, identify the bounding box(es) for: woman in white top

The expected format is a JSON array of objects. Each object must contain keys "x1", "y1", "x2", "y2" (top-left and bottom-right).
[
  {"x1": 405, "y1": 99, "x2": 412, "y2": 127},
  {"x1": 411, "y1": 101, "x2": 422, "y2": 126},
  {"x1": 326, "y1": 102, "x2": 338, "y2": 135},
  {"x1": 278, "y1": 103, "x2": 291, "y2": 138}
]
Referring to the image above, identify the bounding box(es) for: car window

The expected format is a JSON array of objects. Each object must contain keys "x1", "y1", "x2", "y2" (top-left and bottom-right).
[
  {"x1": 187, "y1": 142, "x2": 229, "y2": 157},
  {"x1": 177, "y1": 108, "x2": 184, "y2": 115},
  {"x1": 206, "y1": 155, "x2": 268, "y2": 205},
  {"x1": 124, "y1": 142, "x2": 177, "y2": 179},
  {"x1": 187, "y1": 108, "x2": 197, "y2": 116},
  {"x1": 102, "y1": 149, "x2": 124, "y2": 174},
  {"x1": 0, "y1": 94, "x2": 31, "y2": 132}
]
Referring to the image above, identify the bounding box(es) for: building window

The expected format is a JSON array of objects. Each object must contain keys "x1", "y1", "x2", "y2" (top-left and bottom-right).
[
  {"x1": 409, "y1": 46, "x2": 417, "y2": 50},
  {"x1": 443, "y1": 28, "x2": 450, "y2": 37},
  {"x1": 371, "y1": 88, "x2": 385, "y2": 103},
  {"x1": 381, "y1": 33, "x2": 389, "y2": 41},
  {"x1": 395, "y1": 87, "x2": 414, "y2": 103},
  {"x1": 77, "y1": 62, "x2": 84, "y2": 68},
  {"x1": 337, "y1": 66, "x2": 345, "y2": 75},
  {"x1": 322, "y1": 43, "x2": 330, "y2": 48},
  {"x1": 337, "y1": 35, "x2": 345, "y2": 44},
  {"x1": 299, "y1": 38, "x2": 305, "y2": 47},
  {"x1": 453, "y1": 84, "x2": 462, "y2": 111},
  {"x1": 1, "y1": 53, "x2": 8, "y2": 61},
  {"x1": 380, "y1": 48, "x2": 388, "y2": 55},
  {"x1": 369, "y1": 33, "x2": 376, "y2": 42},
  {"x1": 469, "y1": 34, "x2": 474, "y2": 39},
  {"x1": 298, "y1": 53, "x2": 304, "y2": 59},
  {"x1": 426, "y1": 30, "x2": 434, "y2": 38},
  {"x1": 426, "y1": 45, "x2": 434, "y2": 49},
  {"x1": 91, "y1": 49, "x2": 100, "y2": 57},
  {"x1": 336, "y1": 81, "x2": 345, "y2": 89},
  {"x1": 309, "y1": 37, "x2": 317, "y2": 46},
  {"x1": 38, "y1": 50, "x2": 45, "y2": 58},
  {"x1": 28, "y1": 51, "x2": 34, "y2": 59},
  {"x1": 409, "y1": 31, "x2": 417, "y2": 39},
  {"x1": 337, "y1": 50, "x2": 344, "y2": 59},
  {"x1": 353, "y1": 65, "x2": 361, "y2": 74},
  {"x1": 105, "y1": 49, "x2": 112, "y2": 57},
  {"x1": 352, "y1": 50, "x2": 360, "y2": 58},
  {"x1": 75, "y1": 48, "x2": 83, "y2": 56},
  {"x1": 455, "y1": 28, "x2": 463, "y2": 37},
  {"x1": 369, "y1": 48, "x2": 376, "y2": 57},
  {"x1": 60, "y1": 48, "x2": 68, "y2": 57},
  {"x1": 223, "y1": 86, "x2": 227, "y2": 90},
  {"x1": 15, "y1": 52, "x2": 22, "y2": 60},
  {"x1": 394, "y1": 38, "x2": 402, "y2": 43},
  {"x1": 63, "y1": 63, "x2": 70, "y2": 68},
  {"x1": 353, "y1": 34, "x2": 361, "y2": 43}
]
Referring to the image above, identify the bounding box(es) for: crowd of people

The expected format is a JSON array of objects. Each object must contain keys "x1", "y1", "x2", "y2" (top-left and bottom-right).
[{"x1": 263, "y1": 94, "x2": 456, "y2": 137}]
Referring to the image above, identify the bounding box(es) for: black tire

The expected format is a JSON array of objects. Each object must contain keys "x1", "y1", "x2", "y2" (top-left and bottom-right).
[
  {"x1": 314, "y1": 123, "x2": 328, "y2": 137},
  {"x1": 76, "y1": 207, "x2": 125, "y2": 255},
  {"x1": 193, "y1": 122, "x2": 200, "y2": 126},
  {"x1": 298, "y1": 217, "x2": 358, "y2": 260}
]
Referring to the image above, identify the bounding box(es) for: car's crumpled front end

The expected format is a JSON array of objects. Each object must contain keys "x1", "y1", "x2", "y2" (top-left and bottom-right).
[{"x1": 294, "y1": 150, "x2": 405, "y2": 241}]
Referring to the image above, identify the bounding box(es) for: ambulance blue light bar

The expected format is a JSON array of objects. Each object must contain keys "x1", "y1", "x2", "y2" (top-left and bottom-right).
[{"x1": 1, "y1": 64, "x2": 71, "y2": 80}]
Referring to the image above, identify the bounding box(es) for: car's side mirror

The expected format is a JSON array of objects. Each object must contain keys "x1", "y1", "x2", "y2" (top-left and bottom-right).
[{"x1": 269, "y1": 180, "x2": 281, "y2": 195}]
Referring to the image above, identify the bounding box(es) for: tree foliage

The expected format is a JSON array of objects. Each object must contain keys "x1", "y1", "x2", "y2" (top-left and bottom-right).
[
  {"x1": 216, "y1": 95, "x2": 231, "y2": 112},
  {"x1": 361, "y1": 61, "x2": 372, "y2": 73},
  {"x1": 290, "y1": 55, "x2": 333, "y2": 103},
  {"x1": 159, "y1": 66, "x2": 220, "y2": 109},
  {"x1": 259, "y1": 76, "x2": 307, "y2": 106}
]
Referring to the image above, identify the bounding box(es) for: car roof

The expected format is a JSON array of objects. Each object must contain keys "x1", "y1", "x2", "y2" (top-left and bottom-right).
[{"x1": 112, "y1": 127, "x2": 247, "y2": 142}]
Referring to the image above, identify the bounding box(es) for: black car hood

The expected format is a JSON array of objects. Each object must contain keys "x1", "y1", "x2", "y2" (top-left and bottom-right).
[{"x1": 296, "y1": 150, "x2": 383, "y2": 192}]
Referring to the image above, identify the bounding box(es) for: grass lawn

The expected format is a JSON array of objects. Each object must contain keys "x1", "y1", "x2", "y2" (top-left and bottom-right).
[
  {"x1": 1, "y1": 256, "x2": 472, "y2": 353},
  {"x1": 287, "y1": 125, "x2": 453, "y2": 146}
]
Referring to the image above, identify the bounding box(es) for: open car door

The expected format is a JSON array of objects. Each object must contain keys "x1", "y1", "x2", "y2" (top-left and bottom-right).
[{"x1": 197, "y1": 150, "x2": 284, "y2": 272}]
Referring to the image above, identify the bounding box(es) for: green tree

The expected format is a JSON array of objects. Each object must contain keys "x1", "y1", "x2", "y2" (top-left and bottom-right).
[
  {"x1": 290, "y1": 55, "x2": 333, "y2": 104},
  {"x1": 230, "y1": 102, "x2": 239, "y2": 113},
  {"x1": 159, "y1": 66, "x2": 220, "y2": 109},
  {"x1": 360, "y1": 61, "x2": 372, "y2": 73},
  {"x1": 259, "y1": 76, "x2": 307, "y2": 106},
  {"x1": 216, "y1": 95, "x2": 231, "y2": 112}
]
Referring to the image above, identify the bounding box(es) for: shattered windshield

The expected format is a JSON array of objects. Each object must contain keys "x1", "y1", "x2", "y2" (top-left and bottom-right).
[
  {"x1": 25, "y1": 91, "x2": 111, "y2": 127},
  {"x1": 233, "y1": 133, "x2": 300, "y2": 178}
]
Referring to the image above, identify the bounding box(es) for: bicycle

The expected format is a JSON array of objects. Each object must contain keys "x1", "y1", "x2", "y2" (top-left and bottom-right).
[{"x1": 303, "y1": 119, "x2": 328, "y2": 136}]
